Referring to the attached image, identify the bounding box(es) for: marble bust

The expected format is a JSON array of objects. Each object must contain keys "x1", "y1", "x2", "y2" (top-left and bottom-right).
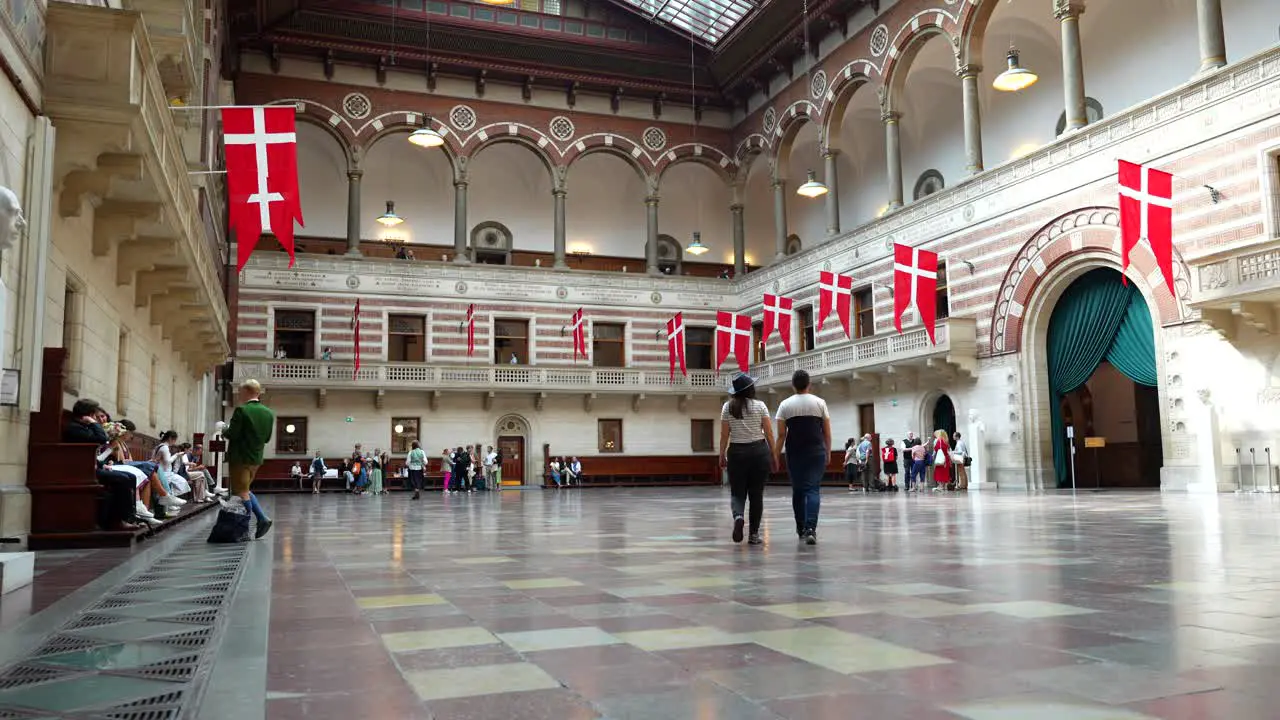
[{"x1": 0, "y1": 187, "x2": 26, "y2": 253}]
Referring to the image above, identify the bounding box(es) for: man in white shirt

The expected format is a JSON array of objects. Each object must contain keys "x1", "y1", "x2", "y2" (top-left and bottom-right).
[
  {"x1": 484, "y1": 446, "x2": 498, "y2": 490},
  {"x1": 775, "y1": 370, "x2": 832, "y2": 546}
]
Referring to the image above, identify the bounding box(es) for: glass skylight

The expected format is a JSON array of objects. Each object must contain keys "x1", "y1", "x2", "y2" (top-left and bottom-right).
[{"x1": 608, "y1": 0, "x2": 765, "y2": 46}]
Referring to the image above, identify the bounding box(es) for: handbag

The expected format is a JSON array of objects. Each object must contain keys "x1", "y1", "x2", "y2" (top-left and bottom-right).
[
  {"x1": 933, "y1": 449, "x2": 947, "y2": 467},
  {"x1": 963, "y1": 455, "x2": 972, "y2": 467},
  {"x1": 207, "y1": 499, "x2": 251, "y2": 544}
]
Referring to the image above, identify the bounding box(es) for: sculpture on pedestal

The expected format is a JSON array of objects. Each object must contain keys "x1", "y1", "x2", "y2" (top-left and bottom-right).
[
  {"x1": 0, "y1": 186, "x2": 28, "y2": 369},
  {"x1": 967, "y1": 408, "x2": 987, "y2": 488}
]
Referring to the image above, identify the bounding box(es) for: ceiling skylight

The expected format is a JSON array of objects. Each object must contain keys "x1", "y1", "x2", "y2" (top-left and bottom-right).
[{"x1": 607, "y1": 0, "x2": 766, "y2": 47}]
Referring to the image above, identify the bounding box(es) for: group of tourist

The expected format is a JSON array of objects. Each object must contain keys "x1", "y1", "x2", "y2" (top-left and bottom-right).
[
  {"x1": 548, "y1": 456, "x2": 583, "y2": 487},
  {"x1": 64, "y1": 398, "x2": 224, "y2": 531},
  {"x1": 844, "y1": 429, "x2": 972, "y2": 492}
]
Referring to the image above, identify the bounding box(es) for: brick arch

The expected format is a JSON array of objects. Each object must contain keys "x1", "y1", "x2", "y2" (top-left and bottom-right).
[
  {"x1": 734, "y1": 135, "x2": 769, "y2": 164},
  {"x1": 821, "y1": 65, "x2": 875, "y2": 151},
  {"x1": 359, "y1": 115, "x2": 463, "y2": 173},
  {"x1": 955, "y1": 0, "x2": 1014, "y2": 67},
  {"x1": 290, "y1": 111, "x2": 357, "y2": 172},
  {"x1": 464, "y1": 131, "x2": 558, "y2": 181},
  {"x1": 773, "y1": 104, "x2": 819, "y2": 182},
  {"x1": 458, "y1": 122, "x2": 559, "y2": 164},
  {"x1": 563, "y1": 136, "x2": 650, "y2": 180},
  {"x1": 655, "y1": 146, "x2": 735, "y2": 186},
  {"x1": 881, "y1": 10, "x2": 961, "y2": 112},
  {"x1": 989, "y1": 207, "x2": 1193, "y2": 355}
]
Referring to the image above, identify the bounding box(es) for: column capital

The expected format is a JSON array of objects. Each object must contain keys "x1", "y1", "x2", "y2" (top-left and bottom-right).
[
  {"x1": 821, "y1": 148, "x2": 840, "y2": 160},
  {"x1": 454, "y1": 179, "x2": 469, "y2": 189},
  {"x1": 1053, "y1": 0, "x2": 1084, "y2": 21},
  {"x1": 729, "y1": 203, "x2": 744, "y2": 212},
  {"x1": 771, "y1": 179, "x2": 787, "y2": 191},
  {"x1": 552, "y1": 188, "x2": 567, "y2": 198},
  {"x1": 645, "y1": 195, "x2": 659, "y2": 206},
  {"x1": 956, "y1": 64, "x2": 982, "y2": 79},
  {"x1": 881, "y1": 110, "x2": 902, "y2": 124},
  {"x1": 347, "y1": 171, "x2": 363, "y2": 180}
]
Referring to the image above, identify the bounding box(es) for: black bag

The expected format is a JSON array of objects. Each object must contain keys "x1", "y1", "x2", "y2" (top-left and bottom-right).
[
  {"x1": 207, "y1": 508, "x2": 251, "y2": 543},
  {"x1": 963, "y1": 455, "x2": 972, "y2": 467}
]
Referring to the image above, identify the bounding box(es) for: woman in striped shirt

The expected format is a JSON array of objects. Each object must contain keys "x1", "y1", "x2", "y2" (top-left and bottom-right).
[{"x1": 719, "y1": 374, "x2": 778, "y2": 545}]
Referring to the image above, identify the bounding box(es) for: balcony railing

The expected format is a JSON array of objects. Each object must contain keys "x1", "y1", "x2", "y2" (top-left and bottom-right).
[
  {"x1": 235, "y1": 359, "x2": 728, "y2": 394},
  {"x1": 751, "y1": 319, "x2": 978, "y2": 386}
]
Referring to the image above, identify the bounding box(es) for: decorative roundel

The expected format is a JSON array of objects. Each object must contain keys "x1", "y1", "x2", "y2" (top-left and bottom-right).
[
  {"x1": 455, "y1": 281, "x2": 468, "y2": 294},
  {"x1": 650, "y1": 292, "x2": 662, "y2": 305},
  {"x1": 810, "y1": 70, "x2": 828, "y2": 100},
  {"x1": 642, "y1": 126, "x2": 667, "y2": 152},
  {"x1": 342, "y1": 93, "x2": 371, "y2": 120},
  {"x1": 549, "y1": 116, "x2": 575, "y2": 142},
  {"x1": 822, "y1": 260, "x2": 832, "y2": 272},
  {"x1": 555, "y1": 286, "x2": 569, "y2": 300},
  {"x1": 869, "y1": 24, "x2": 890, "y2": 57},
  {"x1": 449, "y1": 105, "x2": 477, "y2": 131},
  {"x1": 345, "y1": 275, "x2": 360, "y2": 289},
  {"x1": 762, "y1": 107, "x2": 778, "y2": 134},
  {"x1": 963, "y1": 204, "x2": 976, "y2": 221},
  {"x1": 884, "y1": 236, "x2": 895, "y2": 250},
  {"x1": 771, "y1": 280, "x2": 781, "y2": 295}
]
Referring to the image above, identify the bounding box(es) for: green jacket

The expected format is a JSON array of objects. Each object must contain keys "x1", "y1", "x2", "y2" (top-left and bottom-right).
[{"x1": 225, "y1": 399, "x2": 274, "y2": 466}]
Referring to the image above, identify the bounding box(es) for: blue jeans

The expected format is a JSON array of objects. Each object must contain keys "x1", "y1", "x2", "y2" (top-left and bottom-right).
[
  {"x1": 908, "y1": 460, "x2": 927, "y2": 488},
  {"x1": 786, "y1": 452, "x2": 826, "y2": 535},
  {"x1": 246, "y1": 493, "x2": 269, "y2": 523}
]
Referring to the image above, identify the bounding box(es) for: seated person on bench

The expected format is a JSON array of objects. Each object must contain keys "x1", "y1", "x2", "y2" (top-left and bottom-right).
[{"x1": 63, "y1": 399, "x2": 142, "y2": 532}]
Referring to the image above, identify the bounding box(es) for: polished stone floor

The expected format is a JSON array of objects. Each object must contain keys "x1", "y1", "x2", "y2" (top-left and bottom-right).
[{"x1": 5, "y1": 488, "x2": 1280, "y2": 718}]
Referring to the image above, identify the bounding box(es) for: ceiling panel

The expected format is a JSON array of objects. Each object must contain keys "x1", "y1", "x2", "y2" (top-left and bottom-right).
[{"x1": 607, "y1": 0, "x2": 766, "y2": 46}]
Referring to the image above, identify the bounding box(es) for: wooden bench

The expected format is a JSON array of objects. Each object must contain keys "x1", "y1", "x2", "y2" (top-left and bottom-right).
[
  {"x1": 250, "y1": 457, "x2": 449, "y2": 492},
  {"x1": 545, "y1": 455, "x2": 720, "y2": 488},
  {"x1": 27, "y1": 348, "x2": 217, "y2": 550},
  {"x1": 767, "y1": 451, "x2": 861, "y2": 488}
]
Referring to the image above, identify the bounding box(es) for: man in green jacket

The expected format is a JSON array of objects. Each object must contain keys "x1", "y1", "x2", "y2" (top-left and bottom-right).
[{"x1": 225, "y1": 378, "x2": 274, "y2": 539}]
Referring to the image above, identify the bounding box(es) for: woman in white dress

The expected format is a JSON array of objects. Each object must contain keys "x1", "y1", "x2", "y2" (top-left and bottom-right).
[
  {"x1": 106, "y1": 420, "x2": 183, "y2": 521},
  {"x1": 154, "y1": 431, "x2": 192, "y2": 496}
]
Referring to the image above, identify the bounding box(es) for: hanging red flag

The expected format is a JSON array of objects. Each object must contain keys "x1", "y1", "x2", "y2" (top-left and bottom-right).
[
  {"x1": 762, "y1": 294, "x2": 794, "y2": 354},
  {"x1": 715, "y1": 311, "x2": 752, "y2": 373},
  {"x1": 893, "y1": 243, "x2": 940, "y2": 345},
  {"x1": 666, "y1": 313, "x2": 687, "y2": 381},
  {"x1": 352, "y1": 299, "x2": 362, "y2": 372},
  {"x1": 465, "y1": 304, "x2": 476, "y2": 357},
  {"x1": 570, "y1": 308, "x2": 587, "y2": 361},
  {"x1": 222, "y1": 106, "x2": 303, "y2": 272},
  {"x1": 1118, "y1": 160, "x2": 1176, "y2": 298},
  {"x1": 818, "y1": 270, "x2": 853, "y2": 339}
]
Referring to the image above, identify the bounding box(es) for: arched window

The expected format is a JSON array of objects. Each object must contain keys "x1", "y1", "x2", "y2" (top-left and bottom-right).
[
  {"x1": 913, "y1": 170, "x2": 945, "y2": 201},
  {"x1": 470, "y1": 221, "x2": 513, "y2": 265},
  {"x1": 1056, "y1": 98, "x2": 1105, "y2": 136},
  {"x1": 649, "y1": 234, "x2": 683, "y2": 275},
  {"x1": 785, "y1": 234, "x2": 803, "y2": 256}
]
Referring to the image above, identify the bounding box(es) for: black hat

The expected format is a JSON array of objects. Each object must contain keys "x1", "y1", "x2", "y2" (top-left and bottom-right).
[{"x1": 729, "y1": 373, "x2": 756, "y2": 396}]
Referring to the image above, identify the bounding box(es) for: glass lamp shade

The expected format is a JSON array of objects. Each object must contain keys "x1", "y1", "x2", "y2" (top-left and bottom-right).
[
  {"x1": 394, "y1": 424, "x2": 404, "y2": 434},
  {"x1": 408, "y1": 126, "x2": 445, "y2": 148},
  {"x1": 993, "y1": 49, "x2": 1039, "y2": 92},
  {"x1": 285, "y1": 424, "x2": 296, "y2": 434},
  {"x1": 376, "y1": 201, "x2": 404, "y2": 227},
  {"x1": 686, "y1": 231, "x2": 710, "y2": 256},
  {"x1": 796, "y1": 170, "x2": 829, "y2": 198}
]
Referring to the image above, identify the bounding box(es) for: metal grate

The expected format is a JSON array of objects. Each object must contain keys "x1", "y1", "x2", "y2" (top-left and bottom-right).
[
  {"x1": 97, "y1": 689, "x2": 185, "y2": 720},
  {"x1": 32, "y1": 635, "x2": 103, "y2": 657},
  {"x1": 67, "y1": 614, "x2": 129, "y2": 630},
  {"x1": 111, "y1": 654, "x2": 202, "y2": 683},
  {"x1": 0, "y1": 664, "x2": 71, "y2": 690},
  {"x1": 159, "y1": 628, "x2": 214, "y2": 650}
]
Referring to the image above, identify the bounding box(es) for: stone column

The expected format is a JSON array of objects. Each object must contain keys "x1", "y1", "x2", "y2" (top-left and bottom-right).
[
  {"x1": 823, "y1": 150, "x2": 841, "y2": 236},
  {"x1": 345, "y1": 171, "x2": 363, "y2": 257},
  {"x1": 552, "y1": 189, "x2": 568, "y2": 270},
  {"x1": 1057, "y1": 2, "x2": 1088, "y2": 133},
  {"x1": 645, "y1": 195, "x2": 660, "y2": 275},
  {"x1": 772, "y1": 180, "x2": 788, "y2": 262},
  {"x1": 883, "y1": 112, "x2": 904, "y2": 210},
  {"x1": 730, "y1": 203, "x2": 746, "y2": 276},
  {"x1": 958, "y1": 65, "x2": 984, "y2": 174},
  {"x1": 1196, "y1": 0, "x2": 1227, "y2": 73},
  {"x1": 453, "y1": 179, "x2": 469, "y2": 264}
]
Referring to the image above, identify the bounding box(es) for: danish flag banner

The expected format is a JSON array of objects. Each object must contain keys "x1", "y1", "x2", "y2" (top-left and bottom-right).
[
  {"x1": 715, "y1": 311, "x2": 752, "y2": 373},
  {"x1": 818, "y1": 271, "x2": 854, "y2": 339},
  {"x1": 352, "y1": 299, "x2": 362, "y2": 372},
  {"x1": 893, "y1": 243, "x2": 940, "y2": 345},
  {"x1": 666, "y1": 313, "x2": 687, "y2": 381},
  {"x1": 570, "y1": 309, "x2": 587, "y2": 362},
  {"x1": 762, "y1": 294, "x2": 794, "y2": 354},
  {"x1": 1118, "y1": 160, "x2": 1176, "y2": 298},
  {"x1": 222, "y1": 106, "x2": 303, "y2": 273},
  {"x1": 465, "y1": 304, "x2": 476, "y2": 357}
]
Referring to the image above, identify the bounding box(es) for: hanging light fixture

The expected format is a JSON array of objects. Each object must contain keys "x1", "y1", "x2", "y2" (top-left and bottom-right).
[
  {"x1": 685, "y1": 33, "x2": 711, "y2": 257},
  {"x1": 993, "y1": 47, "x2": 1038, "y2": 92},
  {"x1": 796, "y1": 169, "x2": 829, "y2": 198},
  {"x1": 686, "y1": 231, "x2": 709, "y2": 256},
  {"x1": 377, "y1": 200, "x2": 404, "y2": 227},
  {"x1": 408, "y1": 121, "x2": 444, "y2": 148}
]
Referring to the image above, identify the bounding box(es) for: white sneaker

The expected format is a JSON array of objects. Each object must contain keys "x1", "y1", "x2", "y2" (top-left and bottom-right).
[
  {"x1": 158, "y1": 495, "x2": 184, "y2": 509},
  {"x1": 135, "y1": 501, "x2": 155, "y2": 518},
  {"x1": 140, "y1": 516, "x2": 162, "y2": 527}
]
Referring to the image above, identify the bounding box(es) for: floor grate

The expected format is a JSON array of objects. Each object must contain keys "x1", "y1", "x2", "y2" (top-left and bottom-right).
[{"x1": 0, "y1": 665, "x2": 71, "y2": 691}]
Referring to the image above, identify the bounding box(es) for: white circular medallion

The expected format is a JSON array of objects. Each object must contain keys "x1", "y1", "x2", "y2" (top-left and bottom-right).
[
  {"x1": 869, "y1": 25, "x2": 890, "y2": 57},
  {"x1": 642, "y1": 127, "x2": 667, "y2": 152},
  {"x1": 342, "y1": 93, "x2": 371, "y2": 120},
  {"x1": 549, "y1": 116, "x2": 575, "y2": 142},
  {"x1": 449, "y1": 105, "x2": 477, "y2": 131},
  {"x1": 762, "y1": 107, "x2": 777, "y2": 134},
  {"x1": 810, "y1": 70, "x2": 828, "y2": 100}
]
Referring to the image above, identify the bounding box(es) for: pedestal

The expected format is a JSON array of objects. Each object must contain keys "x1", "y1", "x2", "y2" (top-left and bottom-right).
[{"x1": 0, "y1": 552, "x2": 34, "y2": 595}]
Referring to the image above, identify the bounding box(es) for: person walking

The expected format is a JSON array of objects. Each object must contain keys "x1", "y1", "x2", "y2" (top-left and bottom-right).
[
  {"x1": 441, "y1": 448, "x2": 454, "y2": 493},
  {"x1": 406, "y1": 441, "x2": 427, "y2": 500},
  {"x1": 774, "y1": 370, "x2": 832, "y2": 546},
  {"x1": 952, "y1": 432, "x2": 970, "y2": 490},
  {"x1": 931, "y1": 429, "x2": 954, "y2": 492},
  {"x1": 843, "y1": 438, "x2": 859, "y2": 492},
  {"x1": 309, "y1": 451, "x2": 326, "y2": 494},
  {"x1": 224, "y1": 379, "x2": 274, "y2": 539},
  {"x1": 719, "y1": 374, "x2": 777, "y2": 545}
]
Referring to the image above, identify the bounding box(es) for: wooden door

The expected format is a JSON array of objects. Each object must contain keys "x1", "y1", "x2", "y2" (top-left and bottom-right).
[
  {"x1": 858, "y1": 403, "x2": 880, "y2": 477},
  {"x1": 498, "y1": 436, "x2": 524, "y2": 485}
]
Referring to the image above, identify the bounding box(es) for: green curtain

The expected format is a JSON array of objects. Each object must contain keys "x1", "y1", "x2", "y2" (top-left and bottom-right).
[{"x1": 1046, "y1": 268, "x2": 1156, "y2": 486}]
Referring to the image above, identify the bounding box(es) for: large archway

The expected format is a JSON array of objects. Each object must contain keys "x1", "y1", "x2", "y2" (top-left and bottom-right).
[{"x1": 1045, "y1": 268, "x2": 1163, "y2": 489}]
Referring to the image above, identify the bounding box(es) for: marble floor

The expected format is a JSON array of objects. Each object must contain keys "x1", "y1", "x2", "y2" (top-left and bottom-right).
[{"x1": 5, "y1": 488, "x2": 1280, "y2": 719}]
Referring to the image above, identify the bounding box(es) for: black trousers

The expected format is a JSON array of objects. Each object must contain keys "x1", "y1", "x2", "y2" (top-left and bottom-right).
[
  {"x1": 96, "y1": 469, "x2": 137, "y2": 526},
  {"x1": 408, "y1": 468, "x2": 425, "y2": 491},
  {"x1": 727, "y1": 441, "x2": 769, "y2": 534}
]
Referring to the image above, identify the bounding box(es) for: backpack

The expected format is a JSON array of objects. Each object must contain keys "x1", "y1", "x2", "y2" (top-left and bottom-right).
[{"x1": 881, "y1": 446, "x2": 896, "y2": 463}]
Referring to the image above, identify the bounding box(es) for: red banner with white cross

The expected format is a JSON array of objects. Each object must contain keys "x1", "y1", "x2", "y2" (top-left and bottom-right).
[
  {"x1": 893, "y1": 243, "x2": 940, "y2": 346},
  {"x1": 222, "y1": 106, "x2": 303, "y2": 272}
]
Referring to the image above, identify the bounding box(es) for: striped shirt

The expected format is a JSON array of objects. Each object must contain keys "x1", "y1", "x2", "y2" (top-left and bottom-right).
[{"x1": 721, "y1": 399, "x2": 769, "y2": 444}]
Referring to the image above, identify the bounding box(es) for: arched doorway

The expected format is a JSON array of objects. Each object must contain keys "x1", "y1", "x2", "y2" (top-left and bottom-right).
[
  {"x1": 493, "y1": 414, "x2": 531, "y2": 486},
  {"x1": 1046, "y1": 268, "x2": 1162, "y2": 488},
  {"x1": 931, "y1": 394, "x2": 957, "y2": 440}
]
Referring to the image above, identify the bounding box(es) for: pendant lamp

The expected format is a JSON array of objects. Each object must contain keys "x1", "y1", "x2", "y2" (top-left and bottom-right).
[
  {"x1": 992, "y1": 48, "x2": 1038, "y2": 92},
  {"x1": 376, "y1": 200, "x2": 404, "y2": 227},
  {"x1": 408, "y1": 122, "x2": 445, "y2": 148},
  {"x1": 796, "y1": 170, "x2": 829, "y2": 198},
  {"x1": 686, "y1": 231, "x2": 709, "y2": 256}
]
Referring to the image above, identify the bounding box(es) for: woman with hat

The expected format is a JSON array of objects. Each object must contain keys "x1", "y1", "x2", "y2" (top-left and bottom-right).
[{"x1": 719, "y1": 373, "x2": 778, "y2": 545}]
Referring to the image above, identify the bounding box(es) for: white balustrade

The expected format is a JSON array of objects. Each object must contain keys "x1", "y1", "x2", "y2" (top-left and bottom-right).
[{"x1": 751, "y1": 319, "x2": 974, "y2": 386}]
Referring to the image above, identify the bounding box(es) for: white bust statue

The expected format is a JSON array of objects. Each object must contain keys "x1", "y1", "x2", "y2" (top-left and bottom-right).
[{"x1": 0, "y1": 186, "x2": 26, "y2": 253}]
